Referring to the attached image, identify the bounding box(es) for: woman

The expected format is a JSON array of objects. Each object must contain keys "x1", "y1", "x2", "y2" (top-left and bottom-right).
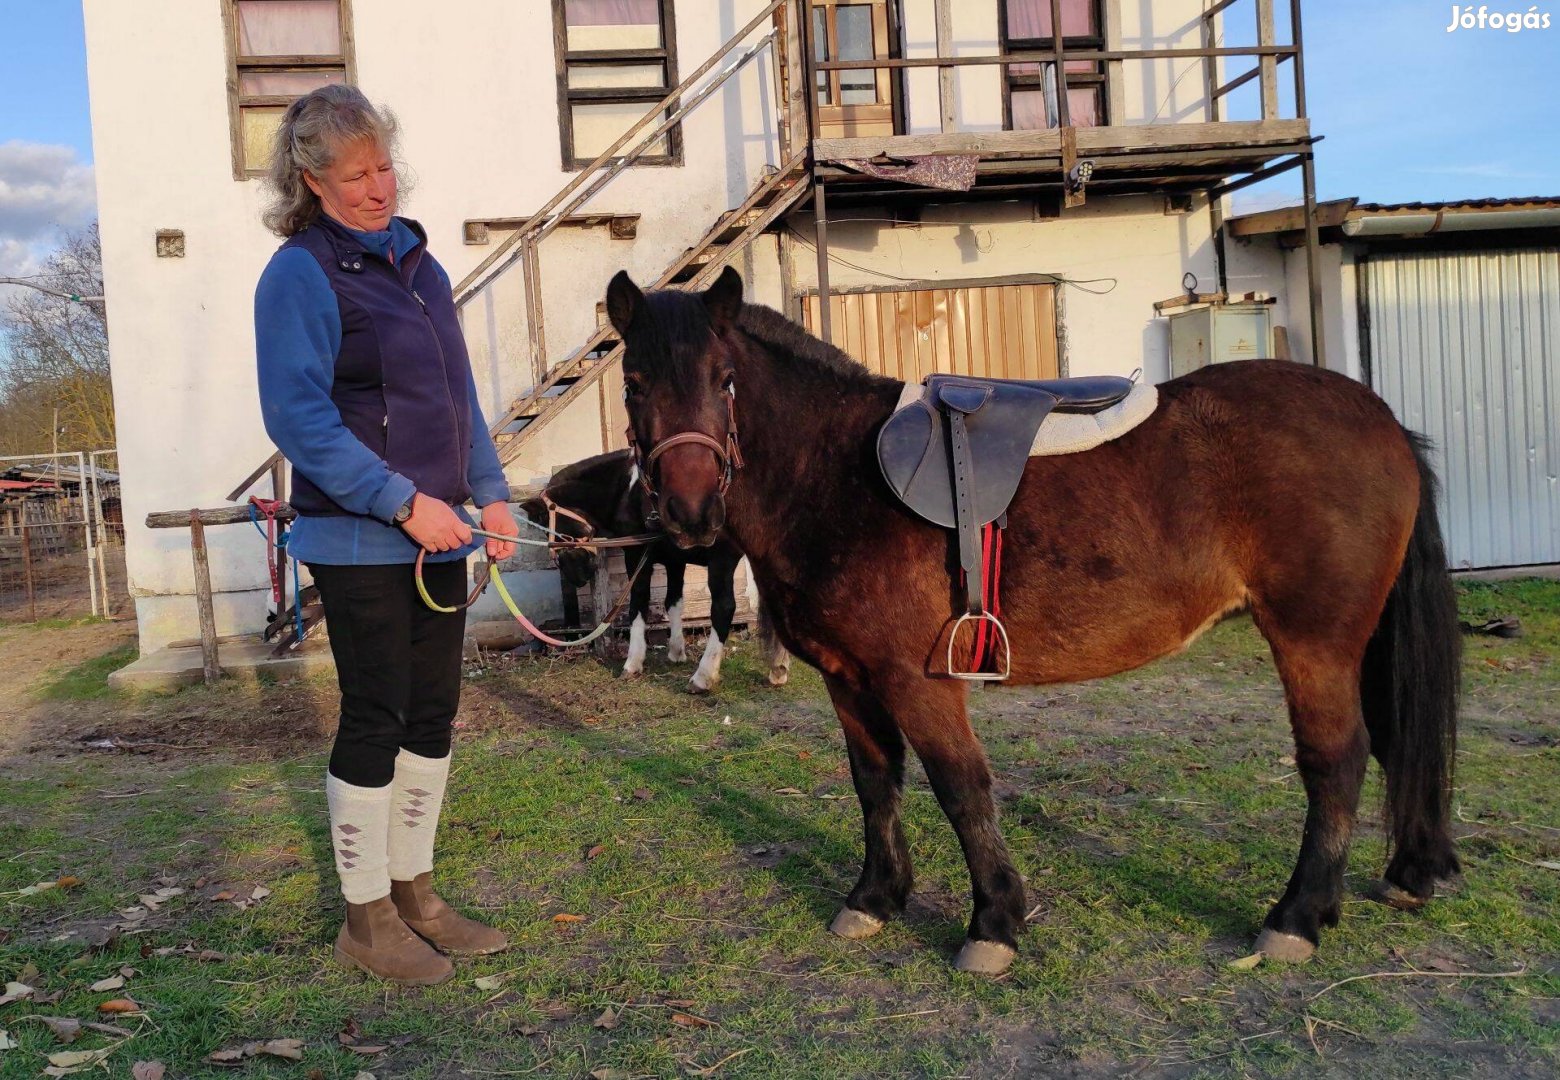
[{"x1": 254, "y1": 85, "x2": 518, "y2": 985}]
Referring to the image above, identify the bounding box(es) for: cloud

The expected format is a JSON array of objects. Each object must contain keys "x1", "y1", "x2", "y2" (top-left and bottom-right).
[{"x1": 0, "y1": 140, "x2": 96, "y2": 244}]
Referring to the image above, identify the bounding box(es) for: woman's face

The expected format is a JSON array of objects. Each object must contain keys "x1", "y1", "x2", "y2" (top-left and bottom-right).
[{"x1": 304, "y1": 137, "x2": 397, "y2": 232}]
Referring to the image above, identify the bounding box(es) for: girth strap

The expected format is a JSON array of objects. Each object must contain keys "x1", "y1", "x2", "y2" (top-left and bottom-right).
[{"x1": 945, "y1": 409, "x2": 984, "y2": 616}]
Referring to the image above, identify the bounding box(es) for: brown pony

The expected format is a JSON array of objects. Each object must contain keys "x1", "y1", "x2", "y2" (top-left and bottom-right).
[{"x1": 606, "y1": 266, "x2": 1460, "y2": 974}]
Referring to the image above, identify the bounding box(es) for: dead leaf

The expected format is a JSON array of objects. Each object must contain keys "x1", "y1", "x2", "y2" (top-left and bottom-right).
[
  {"x1": 90, "y1": 976, "x2": 125, "y2": 992},
  {"x1": 17, "y1": 962, "x2": 38, "y2": 984},
  {"x1": 590, "y1": 1069, "x2": 631, "y2": 1080},
  {"x1": 585, "y1": 844, "x2": 607, "y2": 860},
  {"x1": 208, "y1": 1048, "x2": 247, "y2": 1064},
  {"x1": 797, "y1": 750, "x2": 812, "y2": 760},
  {"x1": 250, "y1": 1038, "x2": 304, "y2": 1061},
  {"x1": 193, "y1": 877, "x2": 208, "y2": 889},
  {"x1": 118, "y1": 967, "x2": 137, "y2": 979},
  {"x1": 773, "y1": 787, "x2": 805, "y2": 797},
  {"x1": 344, "y1": 1043, "x2": 387, "y2": 1056},
  {"x1": 664, "y1": 998, "x2": 696, "y2": 1008},
  {"x1": 25, "y1": 1016, "x2": 82, "y2": 1043},
  {"x1": 97, "y1": 998, "x2": 141, "y2": 1014},
  {"x1": 209, "y1": 891, "x2": 236, "y2": 903},
  {"x1": 1536, "y1": 860, "x2": 1560, "y2": 871},
  {"x1": 46, "y1": 1046, "x2": 116, "y2": 1070},
  {"x1": 82, "y1": 1023, "x2": 133, "y2": 1039},
  {"x1": 552, "y1": 913, "x2": 584, "y2": 924},
  {"x1": 1227, "y1": 953, "x2": 1263, "y2": 971},
  {"x1": 18, "y1": 881, "x2": 57, "y2": 896},
  {"x1": 632, "y1": 788, "x2": 654, "y2": 801},
  {"x1": 473, "y1": 975, "x2": 505, "y2": 991},
  {"x1": 0, "y1": 1030, "x2": 14, "y2": 1052},
  {"x1": 353, "y1": 1073, "x2": 376, "y2": 1080},
  {"x1": 0, "y1": 982, "x2": 34, "y2": 1007},
  {"x1": 131, "y1": 1063, "x2": 166, "y2": 1080},
  {"x1": 670, "y1": 1012, "x2": 715, "y2": 1028},
  {"x1": 197, "y1": 950, "x2": 228, "y2": 963},
  {"x1": 593, "y1": 1007, "x2": 619, "y2": 1031},
  {"x1": 250, "y1": 886, "x2": 272, "y2": 902}
]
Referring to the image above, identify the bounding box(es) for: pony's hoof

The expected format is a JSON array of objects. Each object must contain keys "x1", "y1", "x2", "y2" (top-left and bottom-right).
[
  {"x1": 620, "y1": 668, "x2": 644, "y2": 680},
  {"x1": 687, "y1": 678, "x2": 718, "y2": 695},
  {"x1": 1254, "y1": 928, "x2": 1315, "y2": 963},
  {"x1": 667, "y1": 647, "x2": 688, "y2": 663},
  {"x1": 767, "y1": 667, "x2": 790, "y2": 687},
  {"x1": 953, "y1": 939, "x2": 1016, "y2": 975},
  {"x1": 1368, "y1": 879, "x2": 1429, "y2": 910},
  {"x1": 829, "y1": 908, "x2": 884, "y2": 940}
]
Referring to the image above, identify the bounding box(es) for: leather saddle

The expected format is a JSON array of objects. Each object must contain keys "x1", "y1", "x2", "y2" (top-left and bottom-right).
[{"x1": 877, "y1": 373, "x2": 1134, "y2": 677}]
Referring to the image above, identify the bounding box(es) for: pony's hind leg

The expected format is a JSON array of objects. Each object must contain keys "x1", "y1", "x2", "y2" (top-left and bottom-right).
[
  {"x1": 1257, "y1": 638, "x2": 1371, "y2": 961},
  {"x1": 823, "y1": 676, "x2": 912, "y2": 938}
]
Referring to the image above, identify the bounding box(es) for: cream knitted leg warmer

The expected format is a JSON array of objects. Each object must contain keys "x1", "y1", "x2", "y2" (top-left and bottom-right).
[
  {"x1": 325, "y1": 773, "x2": 392, "y2": 904},
  {"x1": 386, "y1": 748, "x2": 451, "y2": 881}
]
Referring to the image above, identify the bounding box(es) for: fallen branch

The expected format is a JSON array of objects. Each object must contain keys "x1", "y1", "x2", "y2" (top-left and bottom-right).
[{"x1": 1311, "y1": 963, "x2": 1528, "y2": 1001}]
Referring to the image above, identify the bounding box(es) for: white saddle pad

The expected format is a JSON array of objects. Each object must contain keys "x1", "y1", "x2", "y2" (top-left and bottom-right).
[{"x1": 893, "y1": 380, "x2": 1158, "y2": 457}]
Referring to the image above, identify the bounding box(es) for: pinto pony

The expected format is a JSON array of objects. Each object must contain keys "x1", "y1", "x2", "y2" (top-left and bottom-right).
[
  {"x1": 520, "y1": 450, "x2": 791, "y2": 693},
  {"x1": 605, "y1": 266, "x2": 1461, "y2": 974}
]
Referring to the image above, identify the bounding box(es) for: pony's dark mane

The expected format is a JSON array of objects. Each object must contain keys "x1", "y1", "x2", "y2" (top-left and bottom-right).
[
  {"x1": 635, "y1": 289, "x2": 896, "y2": 391},
  {"x1": 736, "y1": 303, "x2": 897, "y2": 390}
]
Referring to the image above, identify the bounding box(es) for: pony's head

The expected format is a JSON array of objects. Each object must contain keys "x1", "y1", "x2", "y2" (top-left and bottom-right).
[
  {"x1": 607, "y1": 266, "x2": 744, "y2": 549},
  {"x1": 518, "y1": 495, "x2": 597, "y2": 588}
]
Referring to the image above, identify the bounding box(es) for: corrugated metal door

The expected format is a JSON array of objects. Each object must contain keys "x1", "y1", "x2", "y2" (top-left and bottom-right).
[
  {"x1": 1366, "y1": 248, "x2": 1560, "y2": 569},
  {"x1": 803, "y1": 281, "x2": 1060, "y2": 382}
]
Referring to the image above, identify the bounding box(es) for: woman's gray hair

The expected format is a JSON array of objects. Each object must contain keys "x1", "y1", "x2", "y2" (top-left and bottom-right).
[{"x1": 262, "y1": 85, "x2": 400, "y2": 237}]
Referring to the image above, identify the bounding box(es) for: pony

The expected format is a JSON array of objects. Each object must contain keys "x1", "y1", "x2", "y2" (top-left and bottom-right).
[
  {"x1": 519, "y1": 449, "x2": 791, "y2": 693},
  {"x1": 603, "y1": 266, "x2": 1461, "y2": 974}
]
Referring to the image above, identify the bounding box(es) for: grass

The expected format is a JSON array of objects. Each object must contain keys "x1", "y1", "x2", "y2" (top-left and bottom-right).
[
  {"x1": 33, "y1": 643, "x2": 138, "y2": 701},
  {"x1": 0, "y1": 581, "x2": 1556, "y2": 1077}
]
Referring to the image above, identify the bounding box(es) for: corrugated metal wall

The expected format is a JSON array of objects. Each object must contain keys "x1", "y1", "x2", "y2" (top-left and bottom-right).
[
  {"x1": 1366, "y1": 248, "x2": 1560, "y2": 569},
  {"x1": 803, "y1": 281, "x2": 1060, "y2": 382}
]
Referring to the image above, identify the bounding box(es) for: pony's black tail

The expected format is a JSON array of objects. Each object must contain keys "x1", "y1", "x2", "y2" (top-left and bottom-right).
[{"x1": 1360, "y1": 431, "x2": 1461, "y2": 898}]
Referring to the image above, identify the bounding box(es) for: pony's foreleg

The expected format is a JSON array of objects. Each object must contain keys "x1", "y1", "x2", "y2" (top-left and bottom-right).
[
  {"x1": 887, "y1": 674, "x2": 1025, "y2": 974},
  {"x1": 1258, "y1": 641, "x2": 1370, "y2": 962},
  {"x1": 755, "y1": 590, "x2": 792, "y2": 687},
  {"x1": 620, "y1": 546, "x2": 656, "y2": 678},
  {"x1": 664, "y1": 559, "x2": 687, "y2": 662},
  {"x1": 689, "y1": 548, "x2": 738, "y2": 694},
  {"x1": 823, "y1": 675, "x2": 912, "y2": 938}
]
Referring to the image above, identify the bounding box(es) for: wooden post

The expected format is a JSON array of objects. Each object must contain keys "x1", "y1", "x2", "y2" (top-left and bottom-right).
[
  {"x1": 520, "y1": 235, "x2": 545, "y2": 387},
  {"x1": 591, "y1": 551, "x2": 616, "y2": 658},
  {"x1": 934, "y1": 0, "x2": 955, "y2": 133},
  {"x1": 21, "y1": 526, "x2": 36, "y2": 623},
  {"x1": 1048, "y1": 0, "x2": 1071, "y2": 129},
  {"x1": 1256, "y1": 0, "x2": 1278, "y2": 120},
  {"x1": 189, "y1": 510, "x2": 223, "y2": 684},
  {"x1": 813, "y1": 176, "x2": 832, "y2": 344}
]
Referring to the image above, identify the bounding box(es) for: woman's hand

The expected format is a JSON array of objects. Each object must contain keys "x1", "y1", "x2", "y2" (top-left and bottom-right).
[
  {"x1": 403, "y1": 493, "x2": 473, "y2": 552},
  {"x1": 480, "y1": 502, "x2": 520, "y2": 561}
]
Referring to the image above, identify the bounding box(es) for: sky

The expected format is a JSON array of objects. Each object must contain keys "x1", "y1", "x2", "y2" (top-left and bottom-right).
[{"x1": 0, "y1": 0, "x2": 1557, "y2": 285}]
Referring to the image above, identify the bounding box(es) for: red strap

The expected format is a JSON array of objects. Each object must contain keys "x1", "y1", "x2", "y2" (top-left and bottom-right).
[{"x1": 968, "y1": 521, "x2": 1006, "y2": 673}]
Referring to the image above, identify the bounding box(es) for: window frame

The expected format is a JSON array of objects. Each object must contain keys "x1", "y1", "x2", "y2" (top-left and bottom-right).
[
  {"x1": 998, "y1": 0, "x2": 1109, "y2": 132},
  {"x1": 221, "y1": 0, "x2": 357, "y2": 180},
  {"x1": 552, "y1": 0, "x2": 683, "y2": 171}
]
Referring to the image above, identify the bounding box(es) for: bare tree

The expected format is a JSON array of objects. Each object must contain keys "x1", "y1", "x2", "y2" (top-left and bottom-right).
[{"x1": 0, "y1": 223, "x2": 113, "y2": 455}]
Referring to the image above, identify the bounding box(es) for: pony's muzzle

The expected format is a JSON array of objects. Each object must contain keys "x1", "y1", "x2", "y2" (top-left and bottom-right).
[{"x1": 662, "y1": 492, "x2": 724, "y2": 549}]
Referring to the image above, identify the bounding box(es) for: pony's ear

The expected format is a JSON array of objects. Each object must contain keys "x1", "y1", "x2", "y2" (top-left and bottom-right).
[
  {"x1": 703, "y1": 266, "x2": 743, "y2": 331},
  {"x1": 606, "y1": 271, "x2": 643, "y2": 336}
]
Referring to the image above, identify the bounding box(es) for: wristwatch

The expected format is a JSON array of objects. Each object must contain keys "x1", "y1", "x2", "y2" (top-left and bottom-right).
[{"x1": 393, "y1": 494, "x2": 415, "y2": 523}]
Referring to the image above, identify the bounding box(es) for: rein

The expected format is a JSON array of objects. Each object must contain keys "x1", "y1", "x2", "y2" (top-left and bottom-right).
[{"x1": 413, "y1": 524, "x2": 658, "y2": 648}]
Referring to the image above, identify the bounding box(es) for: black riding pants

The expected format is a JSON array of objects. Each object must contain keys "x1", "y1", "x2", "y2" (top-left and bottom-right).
[{"x1": 308, "y1": 561, "x2": 469, "y2": 788}]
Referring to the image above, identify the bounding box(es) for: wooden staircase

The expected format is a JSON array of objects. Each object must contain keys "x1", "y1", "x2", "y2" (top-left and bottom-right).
[{"x1": 489, "y1": 150, "x2": 811, "y2": 464}]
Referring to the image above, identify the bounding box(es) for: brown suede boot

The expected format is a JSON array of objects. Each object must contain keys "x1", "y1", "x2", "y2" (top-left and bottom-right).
[
  {"x1": 391, "y1": 873, "x2": 510, "y2": 955},
  {"x1": 333, "y1": 895, "x2": 454, "y2": 985}
]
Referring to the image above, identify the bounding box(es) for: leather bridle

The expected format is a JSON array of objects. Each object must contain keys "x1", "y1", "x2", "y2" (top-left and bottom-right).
[{"x1": 626, "y1": 385, "x2": 744, "y2": 528}]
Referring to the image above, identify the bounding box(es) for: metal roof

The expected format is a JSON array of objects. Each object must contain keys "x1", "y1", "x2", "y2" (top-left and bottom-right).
[{"x1": 1354, "y1": 196, "x2": 1560, "y2": 214}]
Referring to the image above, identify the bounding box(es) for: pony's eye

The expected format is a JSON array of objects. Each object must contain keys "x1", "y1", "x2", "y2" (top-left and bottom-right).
[{"x1": 721, "y1": 373, "x2": 736, "y2": 396}]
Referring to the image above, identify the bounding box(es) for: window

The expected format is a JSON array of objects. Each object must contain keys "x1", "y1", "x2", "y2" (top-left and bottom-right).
[
  {"x1": 1000, "y1": 0, "x2": 1105, "y2": 131},
  {"x1": 554, "y1": 0, "x2": 681, "y2": 169},
  {"x1": 222, "y1": 0, "x2": 356, "y2": 179}
]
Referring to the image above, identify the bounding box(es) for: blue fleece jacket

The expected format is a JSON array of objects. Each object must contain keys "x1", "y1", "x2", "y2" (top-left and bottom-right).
[{"x1": 255, "y1": 216, "x2": 508, "y2": 565}]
